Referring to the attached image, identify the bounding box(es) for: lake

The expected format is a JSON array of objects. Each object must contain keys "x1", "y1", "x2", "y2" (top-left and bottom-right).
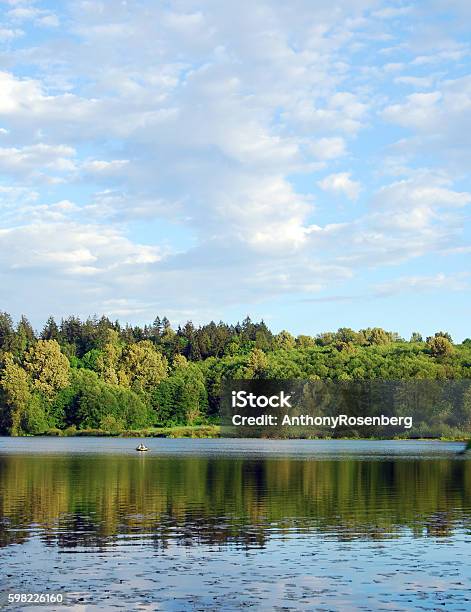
[{"x1": 1, "y1": 438, "x2": 470, "y2": 610}]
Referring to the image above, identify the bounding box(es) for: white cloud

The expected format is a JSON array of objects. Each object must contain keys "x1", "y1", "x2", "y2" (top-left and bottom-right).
[
  {"x1": 0, "y1": 0, "x2": 469, "y2": 326},
  {"x1": 6, "y1": 6, "x2": 59, "y2": 27},
  {"x1": 286, "y1": 93, "x2": 368, "y2": 136},
  {"x1": 0, "y1": 143, "x2": 76, "y2": 178},
  {"x1": 383, "y1": 91, "x2": 442, "y2": 130},
  {"x1": 0, "y1": 222, "x2": 161, "y2": 278},
  {"x1": 411, "y1": 48, "x2": 469, "y2": 65},
  {"x1": 0, "y1": 27, "x2": 23, "y2": 40},
  {"x1": 383, "y1": 75, "x2": 471, "y2": 140},
  {"x1": 383, "y1": 62, "x2": 405, "y2": 73},
  {"x1": 375, "y1": 272, "x2": 469, "y2": 296},
  {"x1": 309, "y1": 137, "x2": 347, "y2": 160},
  {"x1": 82, "y1": 159, "x2": 129, "y2": 175},
  {"x1": 373, "y1": 6, "x2": 414, "y2": 19},
  {"x1": 37, "y1": 14, "x2": 59, "y2": 28},
  {"x1": 369, "y1": 175, "x2": 471, "y2": 239},
  {"x1": 382, "y1": 75, "x2": 471, "y2": 172},
  {"x1": 394, "y1": 75, "x2": 436, "y2": 88},
  {"x1": 0, "y1": 185, "x2": 39, "y2": 222},
  {"x1": 318, "y1": 172, "x2": 361, "y2": 200}
]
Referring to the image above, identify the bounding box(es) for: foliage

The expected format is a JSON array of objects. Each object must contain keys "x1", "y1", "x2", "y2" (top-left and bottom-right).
[
  {"x1": 20, "y1": 393, "x2": 48, "y2": 435},
  {"x1": 0, "y1": 313, "x2": 470, "y2": 435},
  {"x1": 24, "y1": 340, "x2": 70, "y2": 398},
  {"x1": 118, "y1": 340, "x2": 168, "y2": 392},
  {"x1": 150, "y1": 359, "x2": 208, "y2": 426},
  {"x1": 99, "y1": 414, "x2": 124, "y2": 434},
  {"x1": 0, "y1": 354, "x2": 32, "y2": 434},
  {"x1": 427, "y1": 335, "x2": 454, "y2": 358},
  {"x1": 0, "y1": 353, "x2": 50, "y2": 434}
]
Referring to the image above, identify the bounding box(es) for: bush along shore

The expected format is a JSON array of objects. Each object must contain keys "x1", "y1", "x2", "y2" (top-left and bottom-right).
[
  {"x1": 0, "y1": 312, "x2": 470, "y2": 437},
  {"x1": 42, "y1": 424, "x2": 221, "y2": 438}
]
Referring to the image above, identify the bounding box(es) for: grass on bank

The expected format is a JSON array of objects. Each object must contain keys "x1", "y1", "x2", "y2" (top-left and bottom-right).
[
  {"x1": 42, "y1": 424, "x2": 221, "y2": 438},
  {"x1": 39, "y1": 425, "x2": 470, "y2": 440}
]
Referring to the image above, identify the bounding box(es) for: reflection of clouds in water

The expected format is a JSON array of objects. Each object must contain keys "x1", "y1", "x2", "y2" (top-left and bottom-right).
[
  {"x1": 2, "y1": 533, "x2": 470, "y2": 610},
  {"x1": 0, "y1": 439, "x2": 470, "y2": 608}
]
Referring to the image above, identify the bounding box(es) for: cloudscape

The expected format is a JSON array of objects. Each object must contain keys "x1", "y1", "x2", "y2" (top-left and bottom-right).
[{"x1": 0, "y1": 0, "x2": 470, "y2": 339}]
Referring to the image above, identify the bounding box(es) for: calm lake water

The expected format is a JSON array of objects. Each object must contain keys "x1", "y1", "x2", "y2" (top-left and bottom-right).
[{"x1": 0, "y1": 438, "x2": 470, "y2": 611}]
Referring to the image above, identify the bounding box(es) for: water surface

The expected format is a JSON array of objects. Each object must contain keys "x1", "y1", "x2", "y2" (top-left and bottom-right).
[{"x1": 1, "y1": 438, "x2": 470, "y2": 610}]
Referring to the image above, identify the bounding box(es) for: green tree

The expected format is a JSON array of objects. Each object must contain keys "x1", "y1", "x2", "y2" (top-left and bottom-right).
[
  {"x1": 245, "y1": 348, "x2": 269, "y2": 378},
  {"x1": 41, "y1": 316, "x2": 60, "y2": 341},
  {"x1": 49, "y1": 384, "x2": 79, "y2": 428},
  {"x1": 74, "y1": 374, "x2": 119, "y2": 429},
  {"x1": 296, "y1": 335, "x2": 316, "y2": 348},
  {"x1": 0, "y1": 312, "x2": 15, "y2": 354},
  {"x1": 151, "y1": 360, "x2": 208, "y2": 426},
  {"x1": 255, "y1": 330, "x2": 272, "y2": 351},
  {"x1": 20, "y1": 394, "x2": 48, "y2": 435},
  {"x1": 99, "y1": 414, "x2": 124, "y2": 433},
  {"x1": 427, "y1": 335, "x2": 454, "y2": 358},
  {"x1": 150, "y1": 378, "x2": 178, "y2": 425},
  {"x1": 172, "y1": 353, "x2": 189, "y2": 370},
  {"x1": 96, "y1": 329, "x2": 122, "y2": 385},
  {"x1": 0, "y1": 354, "x2": 31, "y2": 435},
  {"x1": 10, "y1": 315, "x2": 36, "y2": 357},
  {"x1": 361, "y1": 327, "x2": 392, "y2": 345},
  {"x1": 336, "y1": 328, "x2": 361, "y2": 344},
  {"x1": 335, "y1": 341, "x2": 356, "y2": 354},
  {"x1": 432, "y1": 331, "x2": 453, "y2": 343},
  {"x1": 119, "y1": 340, "x2": 168, "y2": 392},
  {"x1": 274, "y1": 330, "x2": 296, "y2": 351},
  {"x1": 460, "y1": 386, "x2": 471, "y2": 431},
  {"x1": 113, "y1": 387, "x2": 150, "y2": 429},
  {"x1": 24, "y1": 340, "x2": 70, "y2": 398},
  {"x1": 81, "y1": 348, "x2": 103, "y2": 372}
]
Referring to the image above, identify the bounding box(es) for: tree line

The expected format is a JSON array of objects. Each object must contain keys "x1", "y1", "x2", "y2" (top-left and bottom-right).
[{"x1": 0, "y1": 312, "x2": 470, "y2": 435}]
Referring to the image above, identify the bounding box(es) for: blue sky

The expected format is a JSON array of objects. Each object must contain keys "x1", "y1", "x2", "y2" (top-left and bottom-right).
[{"x1": 0, "y1": 0, "x2": 470, "y2": 340}]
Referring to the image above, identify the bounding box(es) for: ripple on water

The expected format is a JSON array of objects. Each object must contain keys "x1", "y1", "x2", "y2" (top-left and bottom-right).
[{"x1": 0, "y1": 438, "x2": 470, "y2": 610}]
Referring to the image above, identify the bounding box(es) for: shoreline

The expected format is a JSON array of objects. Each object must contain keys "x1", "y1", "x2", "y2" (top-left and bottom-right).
[{"x1": 3, "y1": 426, "x2": 469, "y2": 442}]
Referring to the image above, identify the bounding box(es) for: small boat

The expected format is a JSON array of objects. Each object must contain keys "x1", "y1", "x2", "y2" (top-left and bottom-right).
[{"x1": 136, "y1": 443, "x2": 149, "y2": 452}]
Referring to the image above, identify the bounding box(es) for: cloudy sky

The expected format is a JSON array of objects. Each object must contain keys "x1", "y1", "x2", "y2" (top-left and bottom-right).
[{"x1": 0, "y1": 0, "x2": 470, "y2": 339}]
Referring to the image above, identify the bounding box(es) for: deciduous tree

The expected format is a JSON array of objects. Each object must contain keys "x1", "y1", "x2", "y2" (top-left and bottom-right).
[{"x1": 24, "y1": 340, "x2": 70, "y2": 398}]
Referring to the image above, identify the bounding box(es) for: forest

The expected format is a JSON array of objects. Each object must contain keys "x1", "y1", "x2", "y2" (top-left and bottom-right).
[{"x1": 0, "y1": 312, "x2": 470, "y2": 436}]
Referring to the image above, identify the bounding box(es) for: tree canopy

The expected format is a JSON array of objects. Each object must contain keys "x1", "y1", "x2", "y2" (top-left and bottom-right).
[{"x1": 0, "y1": 312, "x2": 469, "y2": 435}]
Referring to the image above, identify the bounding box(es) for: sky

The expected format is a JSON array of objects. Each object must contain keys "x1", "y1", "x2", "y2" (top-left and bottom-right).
[{"x1": 0, "y1": 0, "x2": 470, "y2": 340}]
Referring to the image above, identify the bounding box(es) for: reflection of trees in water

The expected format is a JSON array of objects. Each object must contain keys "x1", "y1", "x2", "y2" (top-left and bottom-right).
[{"x1": 0, "y1": 455, "x2": 470, "y2": 550}]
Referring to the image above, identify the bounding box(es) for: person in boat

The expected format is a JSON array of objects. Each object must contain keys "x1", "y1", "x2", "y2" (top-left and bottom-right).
[{"x1": 136, "y1": 443, "x2": 148, "y2": 451}]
